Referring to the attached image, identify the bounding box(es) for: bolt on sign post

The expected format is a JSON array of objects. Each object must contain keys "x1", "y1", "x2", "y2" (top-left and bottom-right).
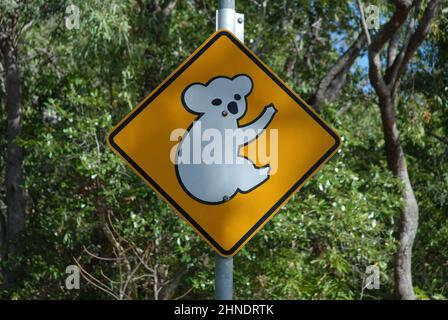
[{"x1": 107, "y1": 0, "x2": 340, "y2": 299}]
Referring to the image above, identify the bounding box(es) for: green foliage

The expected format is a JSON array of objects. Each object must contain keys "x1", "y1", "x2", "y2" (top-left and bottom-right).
[{"x1": 0, "y1": 0, "x2": 447, "y2": 300}]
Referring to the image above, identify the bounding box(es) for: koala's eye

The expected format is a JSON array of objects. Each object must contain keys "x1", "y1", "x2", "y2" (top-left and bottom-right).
[
  {"x1": 212, "y1": 98, "x2": 222, "y2": 106},
  {"x1": 234, "y1": 94, "x2": 241, "y2": 101}
]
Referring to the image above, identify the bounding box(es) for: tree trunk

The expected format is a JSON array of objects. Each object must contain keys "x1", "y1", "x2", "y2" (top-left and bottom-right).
[
  {"x1": 378, "y1": 95, "x2": 418, "y2": 300},
  {"x1": 283, "y1": 55, "x2": 297, "y2": 80},
  {"x1": 365, "y1": 0, "x2": 442, "y2": 300},
  {"x1": 1, "y1": 36, "x2": 25, "y2": 287}
]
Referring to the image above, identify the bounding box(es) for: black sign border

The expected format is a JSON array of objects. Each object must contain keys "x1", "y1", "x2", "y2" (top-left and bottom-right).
[{"x1": 108, "y1": 30, "x2": 341, "y2": 256}]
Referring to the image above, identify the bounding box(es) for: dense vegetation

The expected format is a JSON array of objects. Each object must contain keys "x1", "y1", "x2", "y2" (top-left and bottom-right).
[{"x1": 0, "y1": 0, "x2": 447, "y2": 299}]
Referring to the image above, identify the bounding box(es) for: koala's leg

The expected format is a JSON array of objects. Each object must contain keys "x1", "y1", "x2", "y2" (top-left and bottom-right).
[{"x1": 234, "y1": 157, "x2": 270, "y2": 192}]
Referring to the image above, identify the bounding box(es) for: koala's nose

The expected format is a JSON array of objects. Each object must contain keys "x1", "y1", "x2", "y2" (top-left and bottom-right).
[{"x1": 227, "y1": 101, "x2": 238, "y2": 115}]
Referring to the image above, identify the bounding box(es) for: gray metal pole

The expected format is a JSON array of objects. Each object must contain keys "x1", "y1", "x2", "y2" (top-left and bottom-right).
[
  {"x1": 217, "y1": 0, "x2": 236, "y2": 33},
  {"x1": 218, "y1": 0, "x2": 235, "y2": 8},
  {"x1": 215, "y1": 253, "x2": 233, "y2": 300},
  {"x1": 214, "y1": 0, "x2": 237, "y2": 301}
]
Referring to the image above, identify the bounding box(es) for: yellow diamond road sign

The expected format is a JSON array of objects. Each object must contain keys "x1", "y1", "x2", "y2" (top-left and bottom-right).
[{"x1": 108, "y1": 30, "x2": 341, "y2": 256}]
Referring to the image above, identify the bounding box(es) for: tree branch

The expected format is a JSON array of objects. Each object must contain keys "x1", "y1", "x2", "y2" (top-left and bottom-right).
[
  {"x1": 366, "y1": 1, "x2": 413, "y2": 99},
  {"x1": 389, "y1": 0, "x2": 443, "y2": 90},
  {"x1": 309, "y1": 32, "x2": 367, "y2": 110},
  {"x1": 356, "y1": 0, "x2": 372, "y2": 45},
  {"x1": 385, "y1": 0, "x2": 421, "y2": 84},
  {"x1": 162, "y1": 0, "x2": 178, "y2": 17}
]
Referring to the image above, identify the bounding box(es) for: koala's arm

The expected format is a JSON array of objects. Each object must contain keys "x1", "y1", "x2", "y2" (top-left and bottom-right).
[{"x1": 237, "y1": 103, "x2": 277, "y2": 144}]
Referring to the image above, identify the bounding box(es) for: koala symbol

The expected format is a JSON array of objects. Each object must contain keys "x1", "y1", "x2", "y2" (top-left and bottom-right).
[{"x1": 175, "y1": 74, "x2": 277, "y2": 204}]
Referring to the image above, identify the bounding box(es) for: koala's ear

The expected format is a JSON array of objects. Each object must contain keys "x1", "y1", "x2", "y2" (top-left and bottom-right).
[
  {"x1": 234, "y1": 75, "x2": 253, "y2": 96},
  {"x1": 182, "y1": 83, "x2": 208, "y2": 114}
]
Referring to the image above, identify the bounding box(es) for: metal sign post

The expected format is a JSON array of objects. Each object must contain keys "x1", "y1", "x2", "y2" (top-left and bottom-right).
[
  {"x1": 214, "y1": 0, "x2": 243, "y2": 301},
  {"x1": 215, "y1": 253, "x2": 233, "y2": 300}
]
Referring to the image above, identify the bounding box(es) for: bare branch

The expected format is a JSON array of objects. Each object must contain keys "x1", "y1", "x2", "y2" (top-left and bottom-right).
[
  {"x1": 335, "y1": 101, "x2": 353, "y2": 117},
  {"x1": 120, "y1": 261, "x2": 142, "y2": 300},
  {"x1": 73, "y1": 257, "x2": 121, "y2": 300},
  {"x1": 82, "y1": 245, "x2": 125, "y2": 262},
  {"x1": 174, "y1": 287, "x2": 194, "y2": 300},
  {"x1": 356, "y1": 0, "x2": 372, "y2": 45},
  {"x1": 387, "y1": 31, "x2": 401, "y2": 68},
  {"x1": 15, "y1": 20, "x2": 33, "y2": 45}
]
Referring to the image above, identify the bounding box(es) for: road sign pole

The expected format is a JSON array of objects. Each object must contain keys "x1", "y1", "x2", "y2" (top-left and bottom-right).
[
  {"x1": 214, "y1": 0, "x2": 241, "y2": 301},
  {"x1": 215, "y1": 253, "x2": 233, "y2": 300},
  {"x1": 217, "y1": 0, "x2": 236, "y2": 32}
]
